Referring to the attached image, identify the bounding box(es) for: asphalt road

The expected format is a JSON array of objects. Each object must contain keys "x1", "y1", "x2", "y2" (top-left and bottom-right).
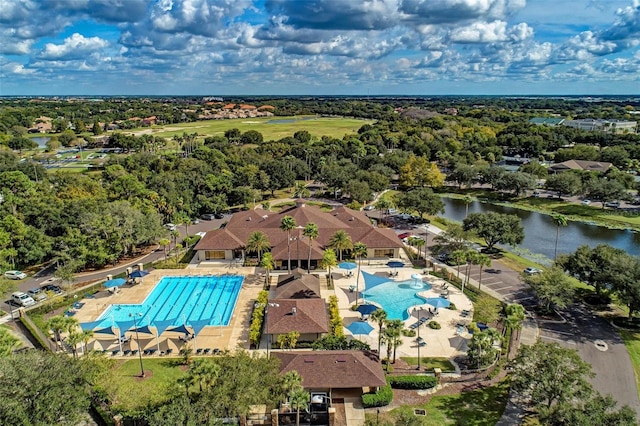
[
  {"x1": 2, "y1": 215, "x2": 230, "y2": 313},
  {"x1": 539, "y1": 303, "x2": 640, "y2": 415}
]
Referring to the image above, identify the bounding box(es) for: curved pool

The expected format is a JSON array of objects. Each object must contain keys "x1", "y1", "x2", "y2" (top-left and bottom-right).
[{"x1": 362, "y1": 280, "x2": 432, "y2": 320}]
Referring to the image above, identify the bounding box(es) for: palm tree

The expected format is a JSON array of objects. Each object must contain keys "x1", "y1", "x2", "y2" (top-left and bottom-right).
[
  {"x1": 47, "y1": 316, "x2": 78, "y2": 346},
  {"x1": 449, "y1": 250, "x2": 467, "y2": 279},
  {"x1": 67, "y1": 332, "x2": 83, "y2": 358},
  {"x1": 505, "y1": 303, "x2": 526, "y2": 340},
  {"x1": 303, "y1": 223, "x2": 319, "y2": 273},
  {"x1": 475, "y1": 253, "x2": 492, "y2": 290},
  {"x1": 293, "y1": 181, "x2": 311, "y2": 199},
  {"x1": 552, "y1": 214, "x2": 568, "y2": 260},
  {"x1": 463, "y1": 195, "x2": 473, "y2": 218},
  {"x1": 374, "y1": 198, "x2": 392, "y2": 224},
  {"x1": 279, "y1": 371, "x2": 303, "y2": 404},
  {"x1": 321, "y1": 249, "x2": 338, "y2": 286},
  {"x1": 188, "y1": 358, "x2": 220, "y2": 392},
  {"x1": 80, "y1": 329, "x2": 94, "y2": 356},
  {"x1": 352, "y1": 242, "x2": 367, "y2": 303},
  {"x1": 158, "y1": 238, "x2": 171, "y2": 262},
  {"x1": 370, "y1": 309, "x2": 387, "y2": 356},
  {"x1": 408, "y1": 236, "x2": 425, "y2": 261},
  {"x1": 280, "y1": 216, "x2": 297, "y2": 272},
  {"x1": 328, "y1": 230, "x2": 353, "y2": 261},
  {"x1": 246, "y1": 231, "x2": 271, "y2": 263},
  {"x1": 289, "y1": 387, "x2": 310, "y2": 426},
  {"x1": 464, "y1": 250, "x2": 480, "y2": 287},
  {"x1": 385, "y1": 319, "x2": 405, "y2": 363},
  {"x1": 260, "y1": 252, "x2": 274, "y2": 287}
]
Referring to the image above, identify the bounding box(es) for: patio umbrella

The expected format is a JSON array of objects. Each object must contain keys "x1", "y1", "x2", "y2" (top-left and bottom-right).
[
  {"x1": 338, "y1": 262, "x2": 357, "y2": 270},
  {"x1": 129, "y1": 270, "x2": 149, "y2": 279},
  {"x1": 424, "y1": 297, "x2": 451, "y2": 309},
  {"x1": 356, "y1": 304, "x2": 380, "y2": 316},
  {"x1": 346, "y1": 321, "x2": 374, "y2": 336},
  {"x1": 103, "y1": 278, "x2": 127, "y2": 288},
  {"x1": 386, "y1": 261, "x2": 405, "y2": 268}
]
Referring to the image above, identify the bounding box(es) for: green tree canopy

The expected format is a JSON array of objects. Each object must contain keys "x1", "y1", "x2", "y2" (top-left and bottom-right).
[{"x1": 463, "y1": 212, "x2": 524, "y2": 251}]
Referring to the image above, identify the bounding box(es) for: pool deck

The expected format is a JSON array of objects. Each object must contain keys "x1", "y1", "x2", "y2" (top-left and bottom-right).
[{"x1": 72, "y1": 262, "x2": 472, "y2": 362}]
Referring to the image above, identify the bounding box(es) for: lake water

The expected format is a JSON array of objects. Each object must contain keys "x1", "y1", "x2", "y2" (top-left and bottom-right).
[
  {"x1": 439, "y1": 197, "x2": 640, "y2": 263},
  {"x1": 30, "y1": 137, "x2": 50, "y2": 148}
]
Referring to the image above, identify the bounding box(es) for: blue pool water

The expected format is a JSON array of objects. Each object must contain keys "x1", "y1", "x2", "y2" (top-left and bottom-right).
[
  {"x1": 362, "y1": 280, "x2": 432, "y2": 320},
  {"x1": 98, "y1": 275, "x2": 244, "y2": 329}
]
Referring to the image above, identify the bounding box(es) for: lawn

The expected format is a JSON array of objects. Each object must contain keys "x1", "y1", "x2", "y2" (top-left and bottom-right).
[
  {"x1": 128, "y1": 116, "x2": 373, "y2": 141},
  {"x1": 619, "y1": 330, "x2": 640, "y2": 400},
  {"x1": 101, "y1": 358, "x2": 187, "y2": 412},
  {"x1": 371, "y1": 379, "x2": 510, "y2": 425},
  {"x1": 400, "y1": 357, "x2": 456, "y2": 372}
]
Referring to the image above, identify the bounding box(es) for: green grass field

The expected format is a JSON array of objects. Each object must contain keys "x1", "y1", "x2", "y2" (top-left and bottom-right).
[
  {"x1": 128, "y1": 115, "x2": 373, "y2": 141},
  {"x1": 399, "y1": 357, "x2": 456, "y2": 372},
  {"x1": 370, "y1": 379, "x2": 510, "y2": 425},
  {"x1": 102, "y1": 358, "x2": 186, "y2": 412}
]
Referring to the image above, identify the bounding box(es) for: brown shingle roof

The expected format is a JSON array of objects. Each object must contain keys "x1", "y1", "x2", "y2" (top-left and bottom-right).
[
  {"x1": 194, "y1": 202, "x2": 402, "y2": 261},
  {"x1": 550, "y1": 159, "x2": 612, "y2": 173},
  {"x1": 267, "y1": 299, "x2": 328, "y2": 334},
  {"x1": 275, "y1": 269, "x2": 321, "y2": 299},
  {"x1": 273, "y1": 350, "x2": 386, "y2": 389}
]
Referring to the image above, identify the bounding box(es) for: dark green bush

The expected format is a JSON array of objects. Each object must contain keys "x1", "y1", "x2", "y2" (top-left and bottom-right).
[
  {"x1": 388, "y1": 375, "x2": 437, "y2": 390},
  {"x1": 448, "y1": 302, "x2": 457, "y2": 310},
  {"x1": 428, "y1": 321, "x2": 441, "y2": 330},
  {"x1": 361, "y1": 383, "x2": 393, "y2": 408}
]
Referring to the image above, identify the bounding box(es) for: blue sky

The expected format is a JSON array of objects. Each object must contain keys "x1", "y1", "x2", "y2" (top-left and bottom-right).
[{"x1": 1, "y1": 0, "x2": 639, "y2": 96}]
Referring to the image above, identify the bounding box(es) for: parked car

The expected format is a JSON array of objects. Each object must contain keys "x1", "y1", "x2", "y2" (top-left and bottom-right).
[
  {"x1": 523, "y1": 267, "x2": 541, "y2": 275},
  {"x1": 164, "y1": 223, "x2": 177, "y2": 231},
  {"x1": 27, "y1": 288, "x2": 47, "y2": 302},
  {"x1": 41, "y1": 284, "x2": 64, "y2": 295},
  {"x1": 4, "y1": 270, "x2": 27, "y2": 280},
  {"x1": 581, "y1": 199, "x2": 591, "y2": 205},
  {"x1": 11, "y1": 291, "x2": 36, "y2": 307},
  {"x1": 363, "y1": 205, "x2": 375, "y2": 211},
  {"x1": 200, "y1": 213, "x2": 216, "y2": 220},
  {"x1": 214, "y1": 212, "x2": 225, "y2": 219},
  {"x1": 605, "y1": 201, "x2": 620, "y2": 208},
  {"x1": 398, "y1": 232, "x2": 413, "y2": 239}
]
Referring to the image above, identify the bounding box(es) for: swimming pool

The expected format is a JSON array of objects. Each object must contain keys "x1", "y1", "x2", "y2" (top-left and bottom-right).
[
  {"x1": 361, "y1": 280, "x2": 432, "y2": 320},
  {"x1": 97, "y1": 275, "x2": 244, "y2": 331}
]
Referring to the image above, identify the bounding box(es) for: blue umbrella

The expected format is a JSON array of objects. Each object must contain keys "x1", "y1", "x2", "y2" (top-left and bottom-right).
[
  {"x1": 338, "y1": 262, "x2": 357, "y2": 270},
  {"x1": 424, "y1": 297, "x2": 451, "y2": 309},
  {"x1": 129, "y1": 270, "x2": 149, "y2": 279},
  {"x1": 346, "y1": 321, "x2": 374, "y2": 336},
  {"x1": 356, "y1": 304, "x2": 380, "y2": 316},
  {"x1": 103, "y1": 278, "x2": 127, "y2": 288},
  {"x1": 386, "y1": 261, "x2": 405, "y2": 268}
]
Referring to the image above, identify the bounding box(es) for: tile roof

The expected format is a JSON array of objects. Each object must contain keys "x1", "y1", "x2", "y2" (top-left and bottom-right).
[
  {"x1": 550, "y1": 159, "x2": 612, "y2": 173},
  {"x1": 273, "y1": 350, "x2": 386, "y2": 389},
  {"x1": 275, "y1": 270, "x2": 321, "y2": 299},
  {"x1": 266, "y1": 299, "x2": 329, "y2": 334}
]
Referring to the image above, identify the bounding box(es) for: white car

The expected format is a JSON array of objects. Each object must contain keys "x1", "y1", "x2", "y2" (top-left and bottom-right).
[
  {"x1": 582, "y1": 199, "x2": 591, "y2": 205},
  {"x1": 27, "y1": 288, "x2": 48, "y2": 302},
  {"x1": 11, "y1": 291, "x2": 36, "y2": 307},
  {"x1": 4, "y1": 270, "x2": 27, "y2": 280},
  {"x1": 164, "y1": 223, "x2": 177, "y2": 231},
  {"x1": 523, "y1": 267, "x2": 542, "y2": 275}
]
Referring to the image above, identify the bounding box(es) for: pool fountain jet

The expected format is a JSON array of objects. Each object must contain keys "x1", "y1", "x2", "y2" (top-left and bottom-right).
[{"x1": 410, "y1": 273, "x2": 424, "y2": 289}]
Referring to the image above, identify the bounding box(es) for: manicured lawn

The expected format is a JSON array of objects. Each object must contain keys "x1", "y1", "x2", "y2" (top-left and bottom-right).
[
  {"x1": 619, "y1": 330, "x2": 640, "y2": 400},
  {"x1": 371, "y1": 379, "x2": 510, "y2": 425},
  {"x1": 400, "y1": 357, "x2": 456, "y2": 372},
  {"x1": 102, "y1": 358, "x2": 187, "y2": 412},
  {"x1": 128, "y1": 116, "x2": 373, "y2": 141}
]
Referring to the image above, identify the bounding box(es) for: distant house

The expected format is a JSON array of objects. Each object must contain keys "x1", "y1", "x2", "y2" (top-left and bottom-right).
[
  {"x1": 549, "y1": 159, "x2": 612, "y2": 174},
  {"x1": 273, "y1": 350, "x2": 386, "y2": 395},
  {"x1": 563, "y1": 119, "x2": 637, "y2": 134}
]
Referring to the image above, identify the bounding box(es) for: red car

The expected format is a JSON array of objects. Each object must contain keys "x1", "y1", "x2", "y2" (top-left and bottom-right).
[{"x1": 398, "y1": 232, "x2": 413, "y2": 239}]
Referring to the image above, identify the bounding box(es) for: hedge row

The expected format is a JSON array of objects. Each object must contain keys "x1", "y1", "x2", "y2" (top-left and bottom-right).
[
  {"x1": 328, "y1": 295, "x2": 344, "y2": 337},
  {"x1": 388, "y1": 375, "x2": 437, "y2": 390},
  {"x1": 361, "y1": 383, "x2": 393, "y2": 408},
  {"x1": 248, "y1": 290, "x2": 269, "y2": 347}
]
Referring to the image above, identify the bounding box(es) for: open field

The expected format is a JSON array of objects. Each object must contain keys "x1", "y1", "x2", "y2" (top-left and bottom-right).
[{"x1": 126, "y1": 116, "x2": 373, "y2": 141}]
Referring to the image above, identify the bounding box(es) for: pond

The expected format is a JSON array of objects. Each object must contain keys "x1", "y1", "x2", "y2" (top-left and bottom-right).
[
  {"x1": 30, "y1": 136, "x2": 50, "y2": 148},
  {"x1": 439, "y1": 197, "x2": 640, "y2": 263}
]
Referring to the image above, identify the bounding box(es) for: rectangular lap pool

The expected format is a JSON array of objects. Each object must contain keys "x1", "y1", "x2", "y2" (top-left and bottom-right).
[{"x1": 98, "y1": 275, "x2": 244, "y2": 329}]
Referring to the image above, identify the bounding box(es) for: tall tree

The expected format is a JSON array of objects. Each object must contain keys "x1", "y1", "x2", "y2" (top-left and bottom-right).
[
  {"x1": 352, "y1": 242, "x2": 367, "y2": 303},
  {"x1": 321, "y1": 249, "x2": 338, "y2": 285},
  {"x1": 523, "y1": 267, "x2": 575, "y2": 312},
  {"x1": 289, "y1": 386, "x2": 310, "y2": 426},
  {"x1": 510, "y1": 341, "x2": 594, "y2": 410},
  {"x1": 260, "y1": 252, "x2": 274, "y2": 287},
  {"x1": 302, "y1": 223, "x2": 319, "y2": 273},
  {"x1": 328, "y1": 230, "x2": 353, "y2": 262},
  {"x1": 370, "y1": 309, "x2": 387, "y2": 357},
  {"x1": 474, "y1": 253, "x2": 491, "y2": 290},
  {"x1": 463, "y1": 212, "x2": 524, "y2": 252},
  {"x1": 280, "y1": 216, "x2": 297, "y2": 272},
  {"x1": 466, "y1": 328, "x2": 501, "y2": 369},
  {"x1": 551, "y1": 214, "x2": 568, "y2": 260},
  {"x1": 245, "y1": 231, "x2": 270, "y2": 263}
]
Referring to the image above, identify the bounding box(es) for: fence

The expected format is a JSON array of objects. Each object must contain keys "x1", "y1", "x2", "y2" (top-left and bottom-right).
[{"x1": 20, "y1": 311, "x2": 58, "y2": 353}]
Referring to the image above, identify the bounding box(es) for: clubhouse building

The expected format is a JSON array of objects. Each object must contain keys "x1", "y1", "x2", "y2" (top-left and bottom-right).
[{"x1": 193, "y1": 200, "x2": 403, "y2": 269}]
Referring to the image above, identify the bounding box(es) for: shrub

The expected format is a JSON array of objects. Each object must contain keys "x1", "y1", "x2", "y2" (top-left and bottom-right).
[
  {"x1": 428, "y1": 321, "x2": 441, "y2": 330},
  {"x1": 388, "y1": 375, "x2": 437, "y2": 390},
  {"x1": 328, "y1": 295, "x2": 344, "y2": 336},
  {"x1": 448, "y1": 302, "x2": 457, "y2": 310},
  {"x1": 361, "y1": 383, "x2": 393, "y2": 408}
]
